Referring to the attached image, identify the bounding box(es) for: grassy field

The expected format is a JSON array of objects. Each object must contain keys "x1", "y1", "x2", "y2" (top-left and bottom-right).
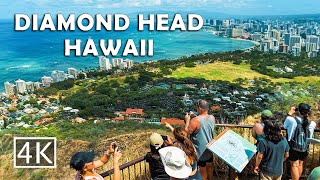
[{"x1": 169, "y1": 62, "x2": 320, "y2": 83}]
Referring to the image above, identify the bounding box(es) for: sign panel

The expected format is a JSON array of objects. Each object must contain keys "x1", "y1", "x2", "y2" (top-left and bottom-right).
[{"x1": 206, "y1": 128, "x2": 256, "y2": 172}]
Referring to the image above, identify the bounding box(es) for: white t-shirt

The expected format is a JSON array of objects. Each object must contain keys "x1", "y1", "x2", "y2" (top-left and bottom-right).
[{"x1": 283, "y1": 116, "x2": 316, "y2": 141}]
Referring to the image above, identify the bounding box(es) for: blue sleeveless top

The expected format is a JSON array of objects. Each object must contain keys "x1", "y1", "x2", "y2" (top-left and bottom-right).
[{"x1": 190, "y1": 115, "x2": 215, "y2": 161}]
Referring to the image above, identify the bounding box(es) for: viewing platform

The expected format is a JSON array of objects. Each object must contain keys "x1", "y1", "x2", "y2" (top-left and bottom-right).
[{"x1": 100, "y1": 124, "x2": 320, "y2": 180}]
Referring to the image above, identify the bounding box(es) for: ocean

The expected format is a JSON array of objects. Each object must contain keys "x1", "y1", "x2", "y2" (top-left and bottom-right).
[{"x1": 0, "y1": 19, "x2": 255, "y2": 91}]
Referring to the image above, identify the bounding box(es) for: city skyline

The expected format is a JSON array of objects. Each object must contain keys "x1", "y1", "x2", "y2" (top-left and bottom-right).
[{"x1": 1, "y1": 0, "x2": 320, "y2": 19}]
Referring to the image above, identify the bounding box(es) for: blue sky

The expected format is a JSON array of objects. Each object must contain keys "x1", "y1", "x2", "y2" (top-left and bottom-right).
[{"x1": 0, "y1": 0, "x2": 320, "y2": 19}]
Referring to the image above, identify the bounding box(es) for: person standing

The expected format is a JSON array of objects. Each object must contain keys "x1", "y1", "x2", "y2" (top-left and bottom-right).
[
  {"x1": 70, "y1": 143, "x2": 122, "y2": 180},
  {"x1": 145, "y1": 133, "x2": 170, "y2": 180},
  {"x1": 284, "y1": 103, "x2": 317, "y2": 180},
  {"x1": 185, "y1": 99, "x2": 215, "y2": 180},
  {"x1": 252, "y1": 109, "x2": 273, "y2": 143},
  {"x1": 307, "y1": 166, "x2": 320, "y2": 180},
  {"x1": 254, "y1": 122, "x2": 290, "y2": 180}
]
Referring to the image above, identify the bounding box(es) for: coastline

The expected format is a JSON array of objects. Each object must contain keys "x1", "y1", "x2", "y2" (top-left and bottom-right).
[
  {"x1": 0, "y1": 30, "x2": 256, "y2": 92},
  {"x1": 204, "y1": 29, "x2": 258, "y2": 51}
]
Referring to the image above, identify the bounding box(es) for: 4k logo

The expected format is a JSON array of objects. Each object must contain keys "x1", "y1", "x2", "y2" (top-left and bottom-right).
[{"x1": 14, "y1": 137, "x2": 56, "y2": 168}]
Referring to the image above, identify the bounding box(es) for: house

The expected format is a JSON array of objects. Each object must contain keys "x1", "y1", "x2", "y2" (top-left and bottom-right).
[
  {"x1": 161, "y1": 118, "x2": 184, "y2": 125},
  {"x1": 221, "y1": 96, "x2": 231, "y2": 101},
  {"x1": 72, "y1": 117, "x2": 86, "y2": 123},
  {"x1": 34, "y1": 117, "x2": 54, "y2": 126},
  {"x1": 0, "y1": 120, "x2": 4, "y2": 127},
  {"x1": 182, "y1": 93, "x2": 193, "y2": 106},
  {"x1": 62, "y1": 107, "x2": 79, "y2": 119},
  {"x1": 125, "y1": 108, "x2": 144, "y2": 118},
  {"x1": 112, "y1": 116, "x2": 125, "y2": 121}
]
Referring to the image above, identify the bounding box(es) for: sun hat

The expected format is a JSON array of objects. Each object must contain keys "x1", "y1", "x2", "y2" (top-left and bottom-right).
[
  {"x1": 70, "y1": 151, "x2": 95, "y2": 171},
  {"x1": 261, "y1": 109, "x2": 273, "y2": 118},
  {"x1": 159, "y1": 146, "x2": 192, "y2": 179},
  {"x1": 150, "y1": 133, "x2": 164, "y2": 149}
]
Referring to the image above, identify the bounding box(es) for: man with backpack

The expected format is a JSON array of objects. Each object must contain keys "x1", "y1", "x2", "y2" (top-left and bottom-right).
[{"x1": 284, "y1": 103, "x2": 317, "y2": 180}]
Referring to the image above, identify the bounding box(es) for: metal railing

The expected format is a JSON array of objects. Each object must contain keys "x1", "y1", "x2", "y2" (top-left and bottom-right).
[{"x1": 100, "y1": 124, "x2": 320, "y2": 180}]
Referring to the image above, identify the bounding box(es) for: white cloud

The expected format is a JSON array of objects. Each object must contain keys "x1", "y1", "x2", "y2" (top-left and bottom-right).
[{"x1": 22, "y1": 0, "x2": 254, "y2": 11}]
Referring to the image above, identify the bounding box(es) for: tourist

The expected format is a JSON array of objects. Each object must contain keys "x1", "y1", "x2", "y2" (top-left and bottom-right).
[
  {"x1": 252, "y1": 109, "x2": 273, "y2": 143},
  {"x1": 159, "y1": 146, "x2": 192, "y2": 180},
  {"x1": 145, "y1": 133, "x2": 170, "y2": 180},
  {"x1": 164, "y1": 123, "x2": 200, "y2": 179},
  {"x1": 70, "y1": 143, "x2": 122, "y2": 180},
  {"x1": 254, "y1": 121, "x2": 290, "y2": 180},
  {"x1": 307, "y1": 166, "x2": 320, "y2": 180},
  {"x1": 185, "y1": 99, "x2": 215, "y2": 180},
  {"x1": 284, "y1": 103, "x2": 317, "y2": 180}
]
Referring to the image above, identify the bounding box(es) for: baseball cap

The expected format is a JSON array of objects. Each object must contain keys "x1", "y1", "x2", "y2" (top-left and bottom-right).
[
  {"x1": 150, "y1": 133, "x2": 164, "y2": 149},
  {"x1": 159, "y1": 146, "x2": 192, "y2": 179},
  {"x1": 261, "y1": 110, "x2": 273, "y2": 118},
  {"x1": 70, "y1": 151, "x2": 95, "y2": 171},
  {"x1": 298, "y1": 103, "x2": 311, "y2": 115}
]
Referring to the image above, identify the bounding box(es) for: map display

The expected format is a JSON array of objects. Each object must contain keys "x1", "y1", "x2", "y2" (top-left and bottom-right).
[{"x1": 206, "y1": 128, "x2": 256, "y2": 172}]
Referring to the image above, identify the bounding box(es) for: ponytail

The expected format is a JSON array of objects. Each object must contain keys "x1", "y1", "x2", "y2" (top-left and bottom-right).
[
  {"x1": 173, "y1": 127, "x2": 198, "y2": 162},
  {"x1": 302, "y1": 114, "x2": 309, "y2": 134},
  {"x1": 264, "y1": 121, "x2": 282, "y2": 144}
]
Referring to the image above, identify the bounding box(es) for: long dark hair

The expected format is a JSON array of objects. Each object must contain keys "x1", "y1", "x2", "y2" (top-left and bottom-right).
[
  {"x1": 264, "y1": 121, "x2": 283, "y2": 144},
  {"x1": 173, "y1": 127, "x2": 198, "y2": 162},
  {"x1": 297, "y1": 103, "x2": 311, "y2": 133}
]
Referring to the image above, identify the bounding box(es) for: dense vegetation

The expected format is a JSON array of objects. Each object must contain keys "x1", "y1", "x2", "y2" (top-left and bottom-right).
[{"x1": 35, "y1": 50, "x2": 320, "y2": 120}]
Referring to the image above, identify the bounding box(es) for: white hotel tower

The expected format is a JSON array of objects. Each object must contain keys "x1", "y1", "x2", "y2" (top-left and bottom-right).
[{"x1": 15, "y1": 79, "x2": 27, "y2": 94}]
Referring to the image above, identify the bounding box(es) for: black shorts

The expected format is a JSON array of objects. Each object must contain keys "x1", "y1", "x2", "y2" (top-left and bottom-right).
[
  {"x1": 198, "y1": 157, "x2": 213, "y2": 167},
  {"x1": 289, "y1": 149, "x2": 308, "y2": 161}
]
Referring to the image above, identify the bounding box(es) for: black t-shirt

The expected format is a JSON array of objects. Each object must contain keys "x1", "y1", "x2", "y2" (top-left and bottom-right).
[{"x1": 145, "y1": 152, "x2": 170, "y2": 180}]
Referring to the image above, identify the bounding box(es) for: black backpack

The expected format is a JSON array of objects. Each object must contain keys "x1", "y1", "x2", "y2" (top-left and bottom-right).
[{"x1": 289, "y1": 117, "x2": 311, "y2": 152}]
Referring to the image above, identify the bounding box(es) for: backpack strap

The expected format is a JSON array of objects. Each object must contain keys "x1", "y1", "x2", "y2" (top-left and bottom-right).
[{"x1": 293, "y1": 117, "x2": 301, "y2": 124}]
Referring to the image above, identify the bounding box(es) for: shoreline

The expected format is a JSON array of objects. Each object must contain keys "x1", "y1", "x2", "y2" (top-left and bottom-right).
[
  {"x1": 1, "y1": 30, "x2": 257, "y2": 92},
  {"x1": 204, "y1": 29, "x2": 258, "y2": 51}
]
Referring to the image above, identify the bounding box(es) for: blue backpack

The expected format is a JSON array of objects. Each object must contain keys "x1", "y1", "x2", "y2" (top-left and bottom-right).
[{"x1": 289, "y1": 117, "x2": 310, "y2": 152}]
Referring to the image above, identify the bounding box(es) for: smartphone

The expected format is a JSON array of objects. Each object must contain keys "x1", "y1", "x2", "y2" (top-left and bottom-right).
[
  {"x1": 112, "y1": 143, "x2": 117, "y2": 150},
  {"x1": 161, "y1": 135, "x2": 168, "y2": 141}
]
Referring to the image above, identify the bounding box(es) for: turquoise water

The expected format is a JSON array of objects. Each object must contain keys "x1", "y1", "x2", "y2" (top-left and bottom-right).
[{"x1": 0, "y1": 20, "x2": 255, "y2": 91}]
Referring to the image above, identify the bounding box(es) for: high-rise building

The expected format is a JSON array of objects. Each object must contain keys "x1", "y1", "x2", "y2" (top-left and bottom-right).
[
  {"x1": 279, "y1": 44, "x2": 288, "y2": 53},
  {"x1": 284, "y1": 33, "x2": 290, "y2": 46},
  {"x1": 15, "y1": 79, "x2": 26, "y2": 94},
  {"x1": 260, "y1": 39, "x2": 273, "y2": 52},
  {"x1": 42, "y1": 76, "x2": 53, "y2": 87},
  {"x1": 308, "y1": 50, "x2": 318, "y2": 58},
  {"x1": 68, "y1": 68, "x2": 78, "y2": 78},
  {"x1": 112, "y1": 58, "x2": 123, "y2": 67},
  {"x1": 292, "y1": 46, "x2": 301, "y2": 56},
  {"x1": 306, "y1": 35, "x2": 319, "y2": 50},
  {"x1": 34, "y1": 82, "x2": 42, "y2": 89},
  {"x1": 214, "y1": 20, "x2": 223, "y2": 26},
  {"x1": 306, "y1": 43, "x2": 318, "y2": 52},
  {"x1": 25, "y1": 81, "x2": 34, "y2": 92},
  {"x1": 99, "y1": 56, "x2": 112, "y2": 70},
  {"x1": 4, "y1": 82, "x2": 16, "y2": 96},
  {"x1": 226, "y1": 28, "x2": 243, "y2": 38},
  {"x1": 51, "y1": 70, "x2": 66, "y2": 83},
  {"x1": 289, "y1": 28, "x2": 295, "y2": 35},
  {"x1": 250, "y1": 33, "x2": 262, "y2": 41},
  {"x1": 271, "y1": 30, "x2": 280, "y2": 42},
  {"x1": 289, "y1": 36, "x2": 301, "y2": 50},
  {"x1": 119, "y1": 59, "x2": 134, "y2": 69}
]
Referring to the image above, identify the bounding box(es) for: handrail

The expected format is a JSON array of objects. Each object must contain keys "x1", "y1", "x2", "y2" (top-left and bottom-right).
[
  {"x1": 100, "y1": 123, "x2": 320, "y2": 178},
  {"x1": 100, "y1": 156, "x2": 145, "y2": 177},
  {"x1": 215, "y1": 123, "x2": 320, "y2": 132}
]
